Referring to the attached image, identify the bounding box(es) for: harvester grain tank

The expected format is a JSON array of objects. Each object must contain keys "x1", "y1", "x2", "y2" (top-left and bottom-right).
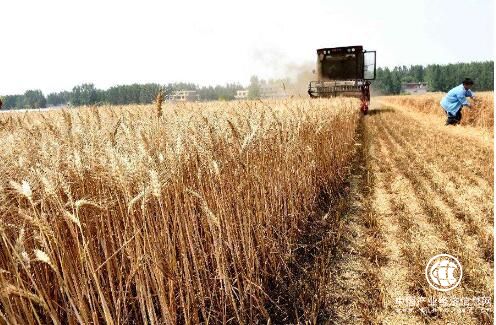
[{"x1": 308, "y1": 45, "x2": 376, "y2": 114}]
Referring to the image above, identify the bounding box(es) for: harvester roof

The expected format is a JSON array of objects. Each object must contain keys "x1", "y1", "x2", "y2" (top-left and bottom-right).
[{"x1": 316, "y1": 45, "x2": 363, "y2": 55}]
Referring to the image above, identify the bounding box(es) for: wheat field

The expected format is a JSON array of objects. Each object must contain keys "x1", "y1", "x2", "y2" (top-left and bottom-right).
[
  {"x1": 0, "y1": 98, "x2": 360, "y2": 324},
  {"x1": 0, "y1": 93, "x2": 493, "y2": 324}
]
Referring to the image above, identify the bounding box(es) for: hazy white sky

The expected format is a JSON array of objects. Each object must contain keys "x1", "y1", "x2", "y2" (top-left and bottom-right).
[{"x1": 1, "y1": 0, "x2": 494, "y2": 95}]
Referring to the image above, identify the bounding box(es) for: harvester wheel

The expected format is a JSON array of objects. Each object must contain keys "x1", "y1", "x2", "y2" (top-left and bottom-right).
[{"x1": 360, "y1": 103, "x2": 369, "y2": 115}]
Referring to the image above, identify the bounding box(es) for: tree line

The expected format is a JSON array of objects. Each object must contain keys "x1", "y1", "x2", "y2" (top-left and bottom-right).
[
  {"x1": 1, "y1": 61, "x2": 493, "y2": 109},
  {"x1": 1, "y1": 82, "x2": 243, "y2": 110},
  {"x1": 374, "y1": 61, "x2": 493, "y2": 95}
]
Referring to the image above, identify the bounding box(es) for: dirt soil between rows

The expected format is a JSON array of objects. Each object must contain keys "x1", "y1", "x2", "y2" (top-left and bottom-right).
[{"x1": 329, "y1": 103, "x2": 494, "y2": 324}]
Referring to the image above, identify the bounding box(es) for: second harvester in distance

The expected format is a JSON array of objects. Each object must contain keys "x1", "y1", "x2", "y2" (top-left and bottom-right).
[{"x1": 308, "y1": 45, "x2": 376, "y2": 114}]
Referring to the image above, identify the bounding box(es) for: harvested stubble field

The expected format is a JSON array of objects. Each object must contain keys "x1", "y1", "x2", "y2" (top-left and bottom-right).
[
  {"x1": 333, "y1": 94, "x2": 494, "y2": 324},
  {"x1": 0, "y1": 93, "x2": 493, "y2": 324}
]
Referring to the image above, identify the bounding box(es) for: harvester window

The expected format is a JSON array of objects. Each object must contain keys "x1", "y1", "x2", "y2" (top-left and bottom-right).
[
  {"x1": 322, "y1": 54, "x2": 360, "y2": 80},
  {"x1": 363, "y1": 51, "x2": 376, "y2": 80}
]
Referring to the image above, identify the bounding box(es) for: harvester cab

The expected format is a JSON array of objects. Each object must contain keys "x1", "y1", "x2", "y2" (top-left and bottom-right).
[{"x1": 308, "y1": 45, "x2": 376, "y2": 114}]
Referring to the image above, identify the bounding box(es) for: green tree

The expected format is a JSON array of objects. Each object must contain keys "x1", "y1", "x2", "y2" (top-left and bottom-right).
[
  {"x1": 199, "y1": 86, "x2": 217, "y2": 101},
  {"x1": 47, "y1": 91, "x2": 71, "y2": 106},
  {"x1": 391, "y1": 68, "x2": 403, "y2": 94},
  {"x1": 70, "y1": 84, "x2": 98, "y2": 106},
  {"x1": 247, "y1": 76, "x2": 261, "y2": 99},
  {"x1": 71, "y1": 86, "x2": 82, "y2": 106},
  {"x1": 82, "y1": 83, "x2": 98, "y2": 105},
  {"x1": 425, "y1": 64, "x2": 442, "y2": 91},
  {"x1": 381, "y1": 68, "x2": 393, "y2": 94},
  {"x1": 23, "y1": 90, "x2": 46, "y2": 109},
  {"x1": 1, "y1": 95, "x2": 23, "y2": 109}
]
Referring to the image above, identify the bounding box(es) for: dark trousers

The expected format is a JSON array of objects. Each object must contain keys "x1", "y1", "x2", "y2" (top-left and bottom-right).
[{"x1": 446, "y1": 109, "x2": 462, "y2": 125}]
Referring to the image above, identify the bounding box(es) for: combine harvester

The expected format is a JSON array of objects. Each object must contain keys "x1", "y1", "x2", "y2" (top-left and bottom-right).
[{"x1": 308, "y1": 45, "x2": 376, "y2": 114}]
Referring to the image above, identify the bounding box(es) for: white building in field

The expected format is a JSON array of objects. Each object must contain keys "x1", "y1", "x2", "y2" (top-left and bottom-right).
[
  {"x1": 169, "y1": 90, "x2": 200, "y2": 101},
  {"x1": 228, "y1": 85, "x2": 289, "y2": 101},
  {"x1": 235, "y1": 90, "x2": 249, "y2": 99},
  {"x1": 401, "y1": 82, "x2": 428, "y2": 95}
]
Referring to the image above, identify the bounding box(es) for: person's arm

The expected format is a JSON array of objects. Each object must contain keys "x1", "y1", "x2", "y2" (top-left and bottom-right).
[
  {"x1": 466, "y1": 90, "x2": 479, "y2": 106},
  {"x1": 456, "y1": 92, "x2": 470, "y2": 107}
]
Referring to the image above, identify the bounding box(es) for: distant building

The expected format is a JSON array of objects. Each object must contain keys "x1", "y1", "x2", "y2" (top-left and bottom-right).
[
  {"x1": 169, "y1": 90, "x2": 200, "y2": 101},
  {"x1": 233, "y1": 85, "x2": 288, "y2": 100},
  {"x1": 260, "y1": 84, "x2": 287, "y2": 99},
  {"x1": 401, "y1": 82, "x2": 428, "y2": 95},
  {"x1": 235, "y1": 90, "x2": 248, "y2": 100}
]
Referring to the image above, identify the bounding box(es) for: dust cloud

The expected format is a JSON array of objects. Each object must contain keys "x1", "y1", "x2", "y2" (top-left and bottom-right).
[{"x1": 282, "y1": 62, "x2": 316, "y2": 96}]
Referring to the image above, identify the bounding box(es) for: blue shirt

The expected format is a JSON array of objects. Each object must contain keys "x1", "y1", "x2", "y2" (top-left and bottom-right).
[{"x1": 440, "y1": 84, "x2": 474, "y2": 115}]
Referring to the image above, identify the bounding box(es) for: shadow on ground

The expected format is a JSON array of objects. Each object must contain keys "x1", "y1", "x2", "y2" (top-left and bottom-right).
[{"x1": 366, "y1": 108, "x2": 395, "y2": 116}]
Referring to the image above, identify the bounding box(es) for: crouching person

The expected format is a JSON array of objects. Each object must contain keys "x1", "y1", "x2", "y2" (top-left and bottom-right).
[{"x1": 440, "y1": 78, "x2": 476, "y2": 125}]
